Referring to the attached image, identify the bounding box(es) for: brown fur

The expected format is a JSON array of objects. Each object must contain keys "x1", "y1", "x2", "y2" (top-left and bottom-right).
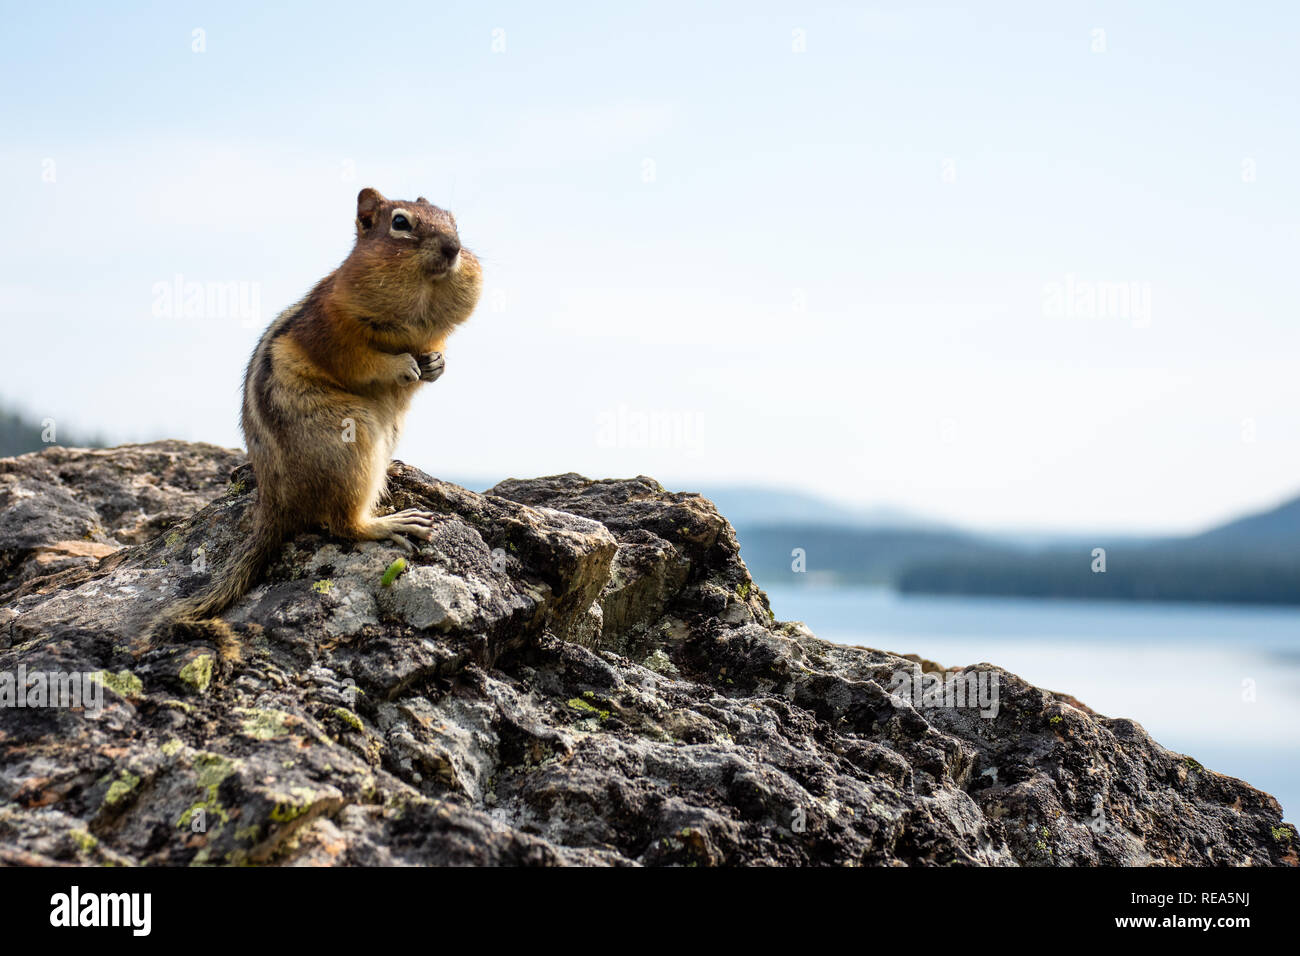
[{"x1": 156, "y1": 188, "x2": 482, "y2": 646}]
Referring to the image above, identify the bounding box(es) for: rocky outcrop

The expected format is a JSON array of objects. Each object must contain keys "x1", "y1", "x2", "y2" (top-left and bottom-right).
[{"x1": 0, "y1": 442, "x2": 1294, "y2": 866}]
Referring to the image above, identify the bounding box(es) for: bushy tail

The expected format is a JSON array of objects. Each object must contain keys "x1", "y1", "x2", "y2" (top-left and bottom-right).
[{"x1": 152, "y1": 520, "x2": 284, "y2": 656}]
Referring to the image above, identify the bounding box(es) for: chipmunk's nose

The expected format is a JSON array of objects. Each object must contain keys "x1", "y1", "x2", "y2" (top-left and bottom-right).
[{"x1": 440, "y1": 236, "x2": 460, "y2": 260}]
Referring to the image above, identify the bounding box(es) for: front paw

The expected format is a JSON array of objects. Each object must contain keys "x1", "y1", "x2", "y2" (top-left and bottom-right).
[
  {"x1": 397, "y1": 353, "x2": 422, "y2": 386},
  {"x1": 417, "y1": 351, "x2": 446, "y2": 383}
]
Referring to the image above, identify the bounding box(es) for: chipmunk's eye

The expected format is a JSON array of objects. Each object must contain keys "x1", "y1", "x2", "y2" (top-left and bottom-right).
[{"x1": 391, "y1": 214, "x2": 411, "y2": 231}]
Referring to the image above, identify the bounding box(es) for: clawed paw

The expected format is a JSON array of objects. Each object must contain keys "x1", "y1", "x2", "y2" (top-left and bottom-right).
[
  {"x1": 417, "y1": 351, "x2": 445, "y2": 383},
  {"x1": 383, "y1": 508, "x2": 437, "y2": 546},
  {"x1": 398, "y1": 354, "x2": 422, "y2": 386}
]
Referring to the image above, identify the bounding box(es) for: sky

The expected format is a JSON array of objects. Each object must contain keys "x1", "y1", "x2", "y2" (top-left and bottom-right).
[{"x1": 2, "y1": 1, "x2": 1298, "y2": 534}]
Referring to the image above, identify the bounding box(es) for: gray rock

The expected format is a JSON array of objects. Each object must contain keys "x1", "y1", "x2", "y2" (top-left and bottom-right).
[{"x1": 0, "y1": 444, "x2": 1293, "y2": 866}]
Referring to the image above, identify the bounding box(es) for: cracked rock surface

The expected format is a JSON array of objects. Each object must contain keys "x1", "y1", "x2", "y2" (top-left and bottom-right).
[{"x1": 0, "y1": 443, "x2": 1294, "y2": 866}]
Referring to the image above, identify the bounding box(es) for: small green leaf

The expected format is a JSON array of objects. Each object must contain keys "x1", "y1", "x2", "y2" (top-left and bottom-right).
[{"x1": 381, "y1": 558, "x2": 407, "y2": 587}]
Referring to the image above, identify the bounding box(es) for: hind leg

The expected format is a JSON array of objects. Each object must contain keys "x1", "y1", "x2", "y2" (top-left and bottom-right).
[
  {"x1": 351, "y1": 508, "x2": 437, "y2": 551},
  {"x1": 328, "y1": 417, "x2": 437, "y2": 550}
]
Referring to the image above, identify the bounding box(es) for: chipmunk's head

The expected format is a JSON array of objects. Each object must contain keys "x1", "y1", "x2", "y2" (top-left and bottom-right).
[
  {"x1": 341, "y1": 187, "x2": 482, "y2": 337},
  {"x1": 354, "y1": 187, "x2": 468, "y2": 280}
]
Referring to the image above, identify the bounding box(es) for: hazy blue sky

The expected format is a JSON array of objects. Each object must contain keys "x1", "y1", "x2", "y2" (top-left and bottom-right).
[{"x1": 2, "y1": 1, "x2": 1297, "y2": 533}]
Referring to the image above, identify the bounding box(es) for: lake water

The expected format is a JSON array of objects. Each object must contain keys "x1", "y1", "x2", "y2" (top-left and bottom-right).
[{"x1": 762, "y1": 583, "x2": 1300, "y2": 821}]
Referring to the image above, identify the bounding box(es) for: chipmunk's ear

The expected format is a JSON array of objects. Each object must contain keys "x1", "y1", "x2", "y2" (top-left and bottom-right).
[
  {"x1": 356, "y1": 187, "x2": 386, "y2": 233},
  {"x1": 416, "y1": 196, "x2": 429, "y2": 204}
]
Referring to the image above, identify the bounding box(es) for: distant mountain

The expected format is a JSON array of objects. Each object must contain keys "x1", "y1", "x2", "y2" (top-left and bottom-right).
[
  {"x1": 978, "y1": 529, "x2": 1160, "y2": 550},
  {"x1": 1165, "y1": 494, "x2": 1300, "y2": 559},
  {"x1": 0, "y1": 407, "x2": 103, "y2": 458},
  {"x1": 0, "y1": 410, "x2": 48, "y2": 458},
  {"x1": 734, "y1": 492, "x2": 1300, "y2": 606},
  {"x1": 894, "y1": 549, "x2": 1300, "y2": 605},
  {"x1": 732, "y1": 524, "x2": 1000, "y2": 586}
]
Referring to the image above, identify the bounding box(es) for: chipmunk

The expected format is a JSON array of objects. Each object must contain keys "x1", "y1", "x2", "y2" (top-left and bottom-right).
[{"x1": 158, "y1": 187, "x2": 482, "y2": 643}]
